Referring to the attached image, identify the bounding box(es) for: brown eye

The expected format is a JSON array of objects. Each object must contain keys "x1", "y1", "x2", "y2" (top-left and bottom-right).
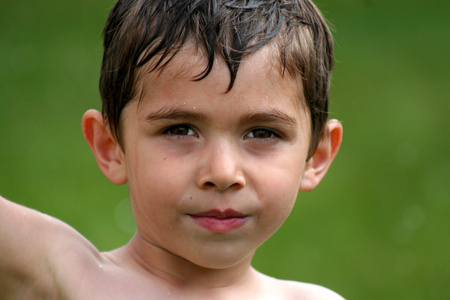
[
  {"x1": 246, "y1": 128, "x2": 277, "y2": 139},
  {"x1": 165, "y1": 125, "x2": 195, "y2": 136},
  {"x1": 253, "y1": 129, "x2": 272, "y2": 138}
]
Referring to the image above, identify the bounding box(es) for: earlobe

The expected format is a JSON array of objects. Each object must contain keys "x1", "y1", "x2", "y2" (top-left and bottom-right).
[
  {"x1": 82, "y1": 109, "x2": 127, "y2": 185},
  {"x1": 299, "y1": 119, "x2": 342, "y2": 192}
]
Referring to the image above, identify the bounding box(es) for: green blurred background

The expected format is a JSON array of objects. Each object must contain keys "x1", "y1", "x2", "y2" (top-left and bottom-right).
[{"x1": 1, "y1": 0, "x2": 449, "y2": 298}]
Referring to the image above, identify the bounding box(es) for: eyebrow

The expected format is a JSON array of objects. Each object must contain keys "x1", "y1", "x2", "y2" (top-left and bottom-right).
[
  {"x1": 145, "y1": 106, "x2": 298, "y2": 128},
  {"x1": 240, "y1": 109, "x2": 298, "y2": 128},
  {"x1": 145, "y1": 106, "x2": 210, "y2": 123}
]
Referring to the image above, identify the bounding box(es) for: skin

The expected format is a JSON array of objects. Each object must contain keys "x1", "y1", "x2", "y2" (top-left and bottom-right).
[{"x1": 0, "y1": 44, "x2": 343, "y2": 299}]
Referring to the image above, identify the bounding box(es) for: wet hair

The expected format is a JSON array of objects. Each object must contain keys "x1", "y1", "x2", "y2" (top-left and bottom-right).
[{"x1": 100, "y1": 0, "x2": 334, "y2": 158}]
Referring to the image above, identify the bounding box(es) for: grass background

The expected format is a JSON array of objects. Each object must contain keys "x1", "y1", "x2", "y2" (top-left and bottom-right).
[{"x1": 1, "y1": 0, "x2": 449, "y2": 299}]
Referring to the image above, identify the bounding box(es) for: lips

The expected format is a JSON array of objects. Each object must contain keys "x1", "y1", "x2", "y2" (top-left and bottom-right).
[
  {"x1": 189, "y1": 209, "x2": 248, "y2": 232},
  {"x1": 191, "y1": 209, "x2": 245, "y2": 218}
]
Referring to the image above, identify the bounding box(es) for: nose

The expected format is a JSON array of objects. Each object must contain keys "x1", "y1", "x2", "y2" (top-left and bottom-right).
[{"x1": 196, "y1": 140, "x2": 246, "y2": 191}]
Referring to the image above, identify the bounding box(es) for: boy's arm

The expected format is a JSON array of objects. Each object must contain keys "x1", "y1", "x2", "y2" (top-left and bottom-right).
[
  {"x1": 0, "y1": 195, "x2": 99, "y2": 297},
  {"x1": 0, "y1": 195, "x2": 59, "y2": 295}
]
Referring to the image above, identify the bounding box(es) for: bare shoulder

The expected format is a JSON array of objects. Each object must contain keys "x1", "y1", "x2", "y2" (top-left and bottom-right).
[
  {"x1": 254, "y1": 270, "x2": 345, "y2": 300},
  {"x1": 0, "y1": 195, "x2": 102, "y2": 298},
  {"x1": 0, "y1": 195, "x2": 99, "y2": 257},
  {"x1": 281, "y1": 280, "x2": 345, "y2": 300}
]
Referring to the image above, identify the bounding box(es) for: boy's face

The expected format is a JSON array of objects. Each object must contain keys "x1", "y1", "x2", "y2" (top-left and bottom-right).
[{"x1": 119, "y1": 44, "x2": 312, "y2": 269}]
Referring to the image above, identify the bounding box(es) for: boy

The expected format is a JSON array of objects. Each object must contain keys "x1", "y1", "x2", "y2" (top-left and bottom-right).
[{"x1": 0, "y1": 0, "x2": 344, "y2": 299}]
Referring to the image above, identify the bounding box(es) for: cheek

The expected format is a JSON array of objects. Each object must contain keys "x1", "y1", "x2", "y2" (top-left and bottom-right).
[
  {"x1": 263, "y1": 177, "x2": 299, "y2": 216},
  {"x1": 126, "y1": 148, "x2": 191, "y2": 211},
  {"x1": 127, "y1": 160, "x2": 180, "y2": 236},
  {"x1": 255, "y1": 161, "x2": 304, "y2": 233}
]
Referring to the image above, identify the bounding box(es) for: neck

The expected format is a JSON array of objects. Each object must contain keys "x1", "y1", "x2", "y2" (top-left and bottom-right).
[{"x1": 111, "y1": 234, "x2": 256, "y2": 292}]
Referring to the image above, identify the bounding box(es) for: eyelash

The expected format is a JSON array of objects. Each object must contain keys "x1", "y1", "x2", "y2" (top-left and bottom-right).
[
  {"x1": 162, "y1": 124, "x2": 197, "y2": 139},
  {"x1": 245, "y1": 128, "x2": 281, "y2": 141},
  {"x1": 162, "y1": 125, "x2": 282, "y2": 142}
]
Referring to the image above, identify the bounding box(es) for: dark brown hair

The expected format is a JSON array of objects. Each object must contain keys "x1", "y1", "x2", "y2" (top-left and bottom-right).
[{"x1": 100, "y1": 0, "x2": 334, "y2": 158}]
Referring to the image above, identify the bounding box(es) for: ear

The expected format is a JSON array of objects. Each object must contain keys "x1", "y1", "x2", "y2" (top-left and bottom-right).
[
  {"x1": 299, "y1": 119, "x2": 343, "y2": 192},
  {"x1": 82, "y1": 109, "x2": 127, "y2": 185}
]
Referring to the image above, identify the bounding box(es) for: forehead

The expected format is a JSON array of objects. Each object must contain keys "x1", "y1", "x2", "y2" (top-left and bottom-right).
[{"x1": 132, "y1": 42, "x2": 308, "y2": 119}]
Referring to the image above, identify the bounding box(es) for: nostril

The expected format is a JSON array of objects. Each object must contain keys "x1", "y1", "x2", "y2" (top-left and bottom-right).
[
  {"x1": 204, "y1": 182, "x2": 215, "y2": 187},
  {"x1": 196, "y1": 152, "x2": 246, "y2": 190}
]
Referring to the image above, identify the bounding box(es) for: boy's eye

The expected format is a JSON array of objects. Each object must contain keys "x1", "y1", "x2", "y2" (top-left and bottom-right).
[
  {"x1": 245, "y1": 128, "x2": 278, "y2": 139},
  {"x1": 164, "y1": 125, "x2": 196, "y2": 136}
]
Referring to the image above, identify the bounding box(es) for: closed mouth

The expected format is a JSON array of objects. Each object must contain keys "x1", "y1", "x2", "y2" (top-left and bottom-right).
[
  {"x1": 188, "y1": 209, "x2": 248, "y2": 232},
  {"x1": 189, "y1": 209, "x2": 246, "y2": 219}
]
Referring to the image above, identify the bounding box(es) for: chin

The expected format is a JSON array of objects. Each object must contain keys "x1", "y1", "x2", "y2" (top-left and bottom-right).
[{"x1": 186, "y1": 248, "x2": 253, "y2": 270}]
